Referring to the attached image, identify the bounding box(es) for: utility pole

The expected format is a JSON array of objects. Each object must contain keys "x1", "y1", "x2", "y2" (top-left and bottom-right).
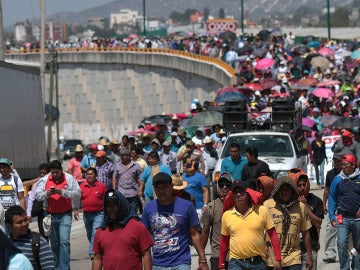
[
  {"x1": 240, "y1": 0, "x2": 244, "y2": 34},
  {"x1": 55, "y1": 54, "x2": 60, "y2": 161},
  {"x1": 327, "y1": 0, "x2": 331, "y2": 41},
  {"x1": 46, "y1": 45, "x2": 55, "y2": 162},
  {"x1": 0, "y1": 0, "x2": 4, "y2": 61},
  {"x1": 143, "y1": 0, "x2": 146, "y2": 36},
  {"x1": 40, "y1": 0, "x2": 46, "y2": 100}
]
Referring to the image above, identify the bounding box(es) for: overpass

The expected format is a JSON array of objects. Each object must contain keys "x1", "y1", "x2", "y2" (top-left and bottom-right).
[{"x1": 6, "y1": 48, "x2": 236, "y2": 143}]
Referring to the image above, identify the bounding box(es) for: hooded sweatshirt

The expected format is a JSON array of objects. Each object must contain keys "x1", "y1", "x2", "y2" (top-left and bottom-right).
[{"x1": 328, "y1": 168, "x2": 360, "y2": 221}]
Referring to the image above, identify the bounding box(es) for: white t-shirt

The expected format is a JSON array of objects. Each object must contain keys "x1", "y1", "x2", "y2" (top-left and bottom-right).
[{"x1": 0, "y1": 175, "x2": 24, "y2": 210}]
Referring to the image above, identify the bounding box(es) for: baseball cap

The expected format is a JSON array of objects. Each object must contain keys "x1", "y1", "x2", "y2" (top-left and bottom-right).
[
  {"x1": 153, "y1": 172, "x2": 172, "y2": 185},
  {"x1": 95, "y1": 150, "x2": 106, "y2": 158},
  {"x1": 89, "y1": 143, "x2": 98, "y2": 150},
  {"x1": 0, "y1": 158, "x2": 11, "y2": 166},
  {"x1": 312, "y1": 107, "x2": 320, "y2": 113},
  {"x1": 231, "y1": 180, "x2": 249, "y2": 191},
  {"x1": 171, "y1": 131, "x2": 178, "y2": 136},
  {"x1": 151, "y1": 138, "x2": 161, "y2": 147},
  {"x1": 342, "y1": 154, "x2": 356, "y2": 165},
  {"x1": 218, "y1": 172, "x2": 234, "y2": 183},
  {"x1": 104, "y1": 189, "x2": 119, "y2": 203},
  {"x1": 342, "y1": 130, "x2": 353, "y2": 138}
]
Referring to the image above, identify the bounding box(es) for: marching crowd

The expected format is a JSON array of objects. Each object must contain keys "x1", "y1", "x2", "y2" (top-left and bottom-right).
[{"x1": 1, "y1": 31, "x2": 360, "y2": 270}]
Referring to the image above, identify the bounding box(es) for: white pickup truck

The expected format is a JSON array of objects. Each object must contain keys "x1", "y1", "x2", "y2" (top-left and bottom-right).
[{"x1": 213, "y1": 131, "x2": 302, "y2": 182}]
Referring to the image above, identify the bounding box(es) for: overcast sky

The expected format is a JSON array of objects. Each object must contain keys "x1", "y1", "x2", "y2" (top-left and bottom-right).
[{"x1": 2, "y1": 0, "x2": 115, "y2": 26}]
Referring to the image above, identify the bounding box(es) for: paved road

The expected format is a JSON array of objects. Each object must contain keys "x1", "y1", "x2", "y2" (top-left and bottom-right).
[{"x1": 30, "y1": 184, "x2": 342, "y2": 270}]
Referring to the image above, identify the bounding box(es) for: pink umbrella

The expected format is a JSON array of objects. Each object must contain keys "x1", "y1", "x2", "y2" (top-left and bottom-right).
[
  {"x1": 318, "y1": 47, "x2": 335, "y2": 56},
  {"x1": 302, "y1": 117, "x2": 315, "y2": 128},
  {"x1": 255, "y1": 58, "x2": 275, "y2": 69},
  {"x1": 244, "y1": 83, "x2": 264, "y2": 91},
  {"x1": 318, "y1": 80, "x2": 341, "y2": 87},
  {"x1": 127, "y1": 128, "x2": 156, "y2": 136},
  {"x1": 312, "y1": 87, "x2": 335, "y2": 98}
]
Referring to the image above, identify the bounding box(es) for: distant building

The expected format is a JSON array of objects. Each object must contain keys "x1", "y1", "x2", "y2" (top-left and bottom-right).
[
  {"x1": 110, "y1": 9, "x2": 138, "y2": 29},
  {"x1": 15, "y1": 21, "x2": 32, "y2": 42},
  {"x1": 88, "y1": 17, "x2": 105, "y2": 29},
  {"x1": 46, "y1": 21, "x2": 68, "y2": 41}
]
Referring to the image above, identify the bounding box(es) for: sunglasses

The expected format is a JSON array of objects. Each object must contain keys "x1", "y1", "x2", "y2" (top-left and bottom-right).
[{"x1": 219, "y1": 183, "x2": 231, "y2": 188}]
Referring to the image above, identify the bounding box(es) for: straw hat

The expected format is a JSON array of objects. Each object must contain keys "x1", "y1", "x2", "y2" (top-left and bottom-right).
[
  {"x1": 172, "y1": 174, "x2": 188, "y2": 190},
  {"x1": 99, "y1": 138, "x2": 110, "y2": 146},
  {"x1": 75, "y1": 144, "x2": 84, "y2": 152}
]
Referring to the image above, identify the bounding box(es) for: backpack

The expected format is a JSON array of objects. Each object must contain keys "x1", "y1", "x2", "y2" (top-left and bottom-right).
[{"x1": 31, "y1": 231, "x2": 41, "y2": 269}]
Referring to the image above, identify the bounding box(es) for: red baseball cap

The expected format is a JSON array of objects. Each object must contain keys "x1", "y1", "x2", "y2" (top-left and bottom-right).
[
  {"x1": 342, "y1": 130, "x2": 353, "y2": 138},
  {"x1": 342, "y1": 154, "x2": 356, "y2": 165},
  {"x1": 89, "y1": 143, "x2": 98, "y2": 150}
]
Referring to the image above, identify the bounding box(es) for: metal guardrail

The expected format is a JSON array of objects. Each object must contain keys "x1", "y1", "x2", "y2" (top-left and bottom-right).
[
  {"x1": 22, "y1": 178, "x2": 40, "y2": 196},
  {"x1": 5, "y1": 47, "x2": 236, "y2": 77}
]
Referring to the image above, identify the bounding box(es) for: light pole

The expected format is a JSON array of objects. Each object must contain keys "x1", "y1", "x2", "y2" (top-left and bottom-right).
[
  {"x1": 240, "y1": 0, "x2": 244, "y2": 33},
  {"x1": 0, "y1": 0, "x2": 4, "y2": 61},
  {"x1": 327, "y1": 0, "x2": 331, "y2": 40},
  {"x1": 143, "y1": 0, "x2": 146, "y2": 36}
]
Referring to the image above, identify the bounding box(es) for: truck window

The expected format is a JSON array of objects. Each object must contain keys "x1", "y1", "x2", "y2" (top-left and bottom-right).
[{"x1": 221, "y1": 134, "x2": 294, "y2": 158}]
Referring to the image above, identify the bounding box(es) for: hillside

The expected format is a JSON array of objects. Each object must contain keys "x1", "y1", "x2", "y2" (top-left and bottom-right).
[{"x1": 49, "y1": 0, "x2": 353, "y2": 26}]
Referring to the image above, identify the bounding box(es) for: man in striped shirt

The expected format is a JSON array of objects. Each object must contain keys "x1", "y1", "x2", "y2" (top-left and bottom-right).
[{"x1": 5, "y1": 205, "x2": 55, "y2": 270}]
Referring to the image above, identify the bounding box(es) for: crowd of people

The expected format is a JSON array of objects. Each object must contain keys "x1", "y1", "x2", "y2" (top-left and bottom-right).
[{"x1": 1, "y1": 30, "x2": 360, "y2": 270}]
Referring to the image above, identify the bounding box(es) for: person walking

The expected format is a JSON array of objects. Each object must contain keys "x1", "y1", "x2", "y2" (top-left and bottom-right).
[
  {"x1": 322, "y1": 153, "x2": 343, "y2": 263},
  {"x1": 76, "y1": 168, "x2": 106, "y2": 260},
  {"x1": 311, "y1": 132, "x2": 327, "y2": 188},
  {"x1": 220, "y1": 143, "x2": 248, "y2": 180},
  {"x1": 26, "y1": 163, "x2": 50, "y2": 238},
  {"x1": 328, "y1": 154, "x2": 360, "y2": 270},
  {"x1": 112, "y1": 148, "x2": 142, "y2": 212},
  {"x1": 141, "y1": 172, "x2": 209, "y2": 270},
  {"x1": 35, "y1": 160, "x2": 81, "y2": 270},
  {"x1": 219, "y1": 180, "x2": 282, "y2": 270},
  {"x1": 5, "y1": 205, "x2": 55, "y2": 270},
  {"x1": 264, "y1": 176, "x2": 313, "y2": 270},
  {"x1": 201, "y1": 172, "x2": 233, "y2": 270},
  {"x1": 92, "y1": 189, "x2": 153, "y2": 270}
]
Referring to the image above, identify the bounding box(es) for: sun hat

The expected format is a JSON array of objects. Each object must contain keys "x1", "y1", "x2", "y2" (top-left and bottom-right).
[
  {"x1": 172, "y1": 174, "x2": 188, "y2": 190},
  {"x1": 75, "y1": 144, "x2": 84, "y2": 152}
]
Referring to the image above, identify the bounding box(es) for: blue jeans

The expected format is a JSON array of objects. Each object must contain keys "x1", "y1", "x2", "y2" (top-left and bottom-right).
[
  {"x1": 337, "y1": 217, "x2": 360, "y2": 270},
  {"x1": 314, "y1": 159, "x2": 325, "y2": 186},
  {"x1": 229, "y1": 258, "x2": 266, "y2": 270},
  {"x1": 83, "y1": 211, "x2": 104, "y2": 255},
  {"x1": 50, "y1": 211, "x2": 72, "y2": 270},
  {"x1": 153, "y1": 264, "x2": 190, "y2": 270}
]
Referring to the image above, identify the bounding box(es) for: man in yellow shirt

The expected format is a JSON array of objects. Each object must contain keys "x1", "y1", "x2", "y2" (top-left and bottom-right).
[
  {"x1": 264, "y1": 176, "x2": 313, "y2": 270},
  {"x1": 219, "y1": 180, "x2": 282, "y2": 270}
]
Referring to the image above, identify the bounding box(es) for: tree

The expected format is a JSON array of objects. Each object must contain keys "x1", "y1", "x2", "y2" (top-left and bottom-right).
[
  {"x1": 218, "y1": 8, "x2": 225, "y2": 19},
  {"x1": 331, "y1": 7, "x2": 350, "y2": 27}
]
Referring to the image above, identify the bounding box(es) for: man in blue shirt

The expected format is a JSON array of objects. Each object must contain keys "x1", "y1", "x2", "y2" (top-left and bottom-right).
[
  {"x1": 141, "y1": 172, "x2": 209, "y2": 270},
  {"x1": 328, "y1": 154, "x2": 360, "y2": 270},
  {"x1": 220, "y1": 143, "x2": 248, "y2": 180}
]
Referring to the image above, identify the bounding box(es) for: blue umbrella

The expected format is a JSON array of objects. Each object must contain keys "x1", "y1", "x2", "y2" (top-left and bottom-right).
[
  {"x1": 214, "y1": 92, "x2": 247, "y2": 103},
  {"x1": 351, "y1": 50, "x2": 360, "y2": 60},
  {"x1": 307, "y1": 41, "x2": 321, "y2": 48}
]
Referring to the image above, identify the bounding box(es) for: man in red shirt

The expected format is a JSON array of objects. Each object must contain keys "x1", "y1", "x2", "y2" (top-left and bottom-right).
[
  {"x1": 75, "y1": 168, "x2": 106, "y2": 259},
  {"x1": 92, "y1": 189, "x2": 153, "y2": 270},
  {"x1": 35, "y1": 160, "x2": 81, "y2": 270},
  {"x1": 68, "y1": 144, "x2": 85, "y2": 184}
]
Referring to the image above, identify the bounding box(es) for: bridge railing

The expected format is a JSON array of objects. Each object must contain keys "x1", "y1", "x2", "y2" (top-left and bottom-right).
[{"x1": 5, "y1": 47, "x2": 236, "y2": 77}]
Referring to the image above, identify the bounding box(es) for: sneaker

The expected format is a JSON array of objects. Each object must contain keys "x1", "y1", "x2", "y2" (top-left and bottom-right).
[{"x1": 323, "y1": 258, "x2": 336, "y2": 263}]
